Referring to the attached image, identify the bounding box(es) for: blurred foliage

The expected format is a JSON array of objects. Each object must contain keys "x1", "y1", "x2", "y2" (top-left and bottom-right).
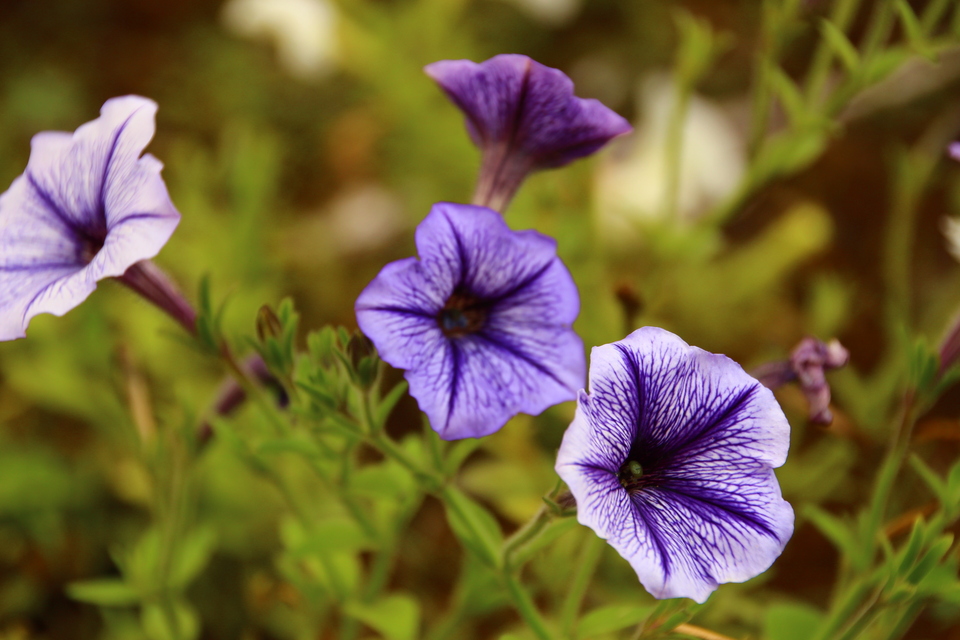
[{"x1": 3, "y1": 0, "x2": 960, "y2": 639}]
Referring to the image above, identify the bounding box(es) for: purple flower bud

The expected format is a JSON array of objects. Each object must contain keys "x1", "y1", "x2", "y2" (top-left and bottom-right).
[
  {"x1": 355, "y1": 202, "x2": 585, "y2": 440},
  {"x1": 425, "y1": 54, "x2": 632, "y2": 212},
  {"x1": 0, "y1": 96, "x2": 183, "y2": 340},
  {"x1": 753, "y1": 337, "x2": 849, "y2": 425},
  {"x1": 556, "y1": 327, "x2": 794, "y2": 603}
]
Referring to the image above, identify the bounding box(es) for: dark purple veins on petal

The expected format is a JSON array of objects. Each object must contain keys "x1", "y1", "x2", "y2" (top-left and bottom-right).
[{"x1": 25, "y1": 172, "x2": 105, "y2": 266}]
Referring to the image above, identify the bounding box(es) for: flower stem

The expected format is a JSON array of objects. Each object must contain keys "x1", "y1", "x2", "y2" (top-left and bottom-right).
[
  {"x1": 560, "y1": 533, "x2": 604, "y2": 638},
  {"x1": 502, "y1": 505, "x2": 552, "y2": 570},
  {"x1": 503, "y1": 573, "x2": 555, "y2": 640},
  {"x1": 118, "y1": 260, "x2": 197, "y2": 335}
]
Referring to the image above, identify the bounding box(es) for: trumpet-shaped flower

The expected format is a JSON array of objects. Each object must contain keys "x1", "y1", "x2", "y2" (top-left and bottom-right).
[
  {"x1": 355, "y1": 202, "x2": 585, "y2": 440},
  {"x1": 0, "y1": 96, "x2": 181, "y2": 341},
  {"x1": 425, "y1": 54, "x2": 631, "y2": 211},
  {"x1": 556, "y1": 327, "x2": 793, "y2": 603}
]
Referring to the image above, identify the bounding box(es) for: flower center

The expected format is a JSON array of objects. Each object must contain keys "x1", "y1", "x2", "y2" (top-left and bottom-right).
[
  {"x1": 437, "y1": 290, "x2": 486, "y2": 338},
  {"x1": 618, "y1": 459, "x2": 645, "y2": 491},
  {"x1": 79, "y1": 234, "x2": 105, "y2": 264}
]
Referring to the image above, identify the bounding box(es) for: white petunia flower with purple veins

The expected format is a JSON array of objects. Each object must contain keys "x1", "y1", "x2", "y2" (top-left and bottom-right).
[
  {"x1": 556, "y1": 327, "x2": 794, "y2": 603},
  {"x1": 0, "y1": 96, "x2": 186, "y2": 341},
  {"x1": 355, "y1": 202, "x2": 585, "y2": 440},
  {"x1": 425, "y1": 54, "x2": 632, "y2": 212}
]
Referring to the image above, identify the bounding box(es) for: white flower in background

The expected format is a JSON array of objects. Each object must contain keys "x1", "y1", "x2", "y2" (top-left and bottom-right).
[
  {"x1": 595, "y1": 75, "x2": 745, "y2": 243},
  {"x1": 500, "y1": 0, "x2": 580, "y2": 26},
  {"x1": 281, "y1": 185, "x2": 407, "y2": 267},
  {"x1": 944, "y1": 216, "x2": 960, "y2": 262},
  {"x1": 221, "y1": 0, "x2": 338, "y2": 79}
]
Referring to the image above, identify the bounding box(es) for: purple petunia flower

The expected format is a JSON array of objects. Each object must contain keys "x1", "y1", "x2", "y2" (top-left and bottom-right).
[
  {"x1": 425, "y1": 54, "x2": 632, "y2": 212},
  {"x1": 556, "y1": 327, "x2": 794, "y2": 603},
  {"x1": 0, "y1": 96, "x2": 183, "y2": 341},
  {"x1": 355, "y1": 202, "x2": 585, "y2": 440}
]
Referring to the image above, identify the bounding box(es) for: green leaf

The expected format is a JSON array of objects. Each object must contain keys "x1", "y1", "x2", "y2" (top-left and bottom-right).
[
  {"x1": 169, "y1": 526, "x2": 217, "y2": 590},
  {"x1": 907, "y1": 534, "x2": 954, "y2": 584},
  {"x1": 444, "y1": 439, "x2": 483, "y2": 476},
  {"x1": 896, "y1": 518, "x2": 926, "y2": 576},
  {"x1": 256, "y1": 437, "x2": 324, "y2": 458},
  {"x1": 141, "y1": 600, "x2": 200, "y2": 640},
  {"x1": 576, "y1": 604, "x2": 652, "y2": 639},
  {"x1": 344, "y1": 594, "x2": 420, "y2": 640},
  {"x1": 291, "y1": 518, "x2": 376, "y2": 555},
  {"x1": 763, "y1": 602, "x2": 824, "y2": 640},
  {"x1": 819, "y1": 19, "x2": 860, "y2": 72},
  {"x1": 66, "y1": 579, "x2": 141, "y2": 607},
  {"x1": 375, "y1": 381, "x2": 408, "y2": 428},
  {"x1": 909, "y1": 455, "x2": 947, "y2": 503},
  {"x1": 804, "y1": 505, "x2": 857, "y2": 557},
  {"x1": 768, "y1": 67, "x2": 807, "y2": 127},
  {"x1": 894, "y1": 0, "x2": 933, "y2": 57},
  {"x1": 441, "y1": 487, "x2": 503, "y2": 569}
]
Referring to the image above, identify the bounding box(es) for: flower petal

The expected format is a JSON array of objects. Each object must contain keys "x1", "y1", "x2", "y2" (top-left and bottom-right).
[
  {"x1": 415, "y1": 202, "x2": 571, "y2": 303},
  {"x1": 356, "y1": 257, "x2": 445, "y2": 369},
  {"x1": 26, "y1": 96, "x2": 161, "y2": 235},
  {"x1": 414, "y1": 331, "x2": 574, "y2": 439},
  {"x1": 0, "y1": 174, "x2": 89, "y2": 340}
]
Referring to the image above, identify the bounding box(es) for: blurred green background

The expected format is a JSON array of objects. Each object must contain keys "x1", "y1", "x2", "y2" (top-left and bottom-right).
[{"x1": 3, "y1": 0, "x2": 960, "y2": 638}]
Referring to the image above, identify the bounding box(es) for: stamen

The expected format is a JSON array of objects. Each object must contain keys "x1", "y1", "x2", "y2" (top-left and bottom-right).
[{"x1": 437, "y1": 290, "x2": 486, "y2": 337}]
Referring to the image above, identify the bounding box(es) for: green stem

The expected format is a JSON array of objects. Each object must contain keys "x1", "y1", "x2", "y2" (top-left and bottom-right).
[
  {"x1": 560, "y1": 533, "x2": 604, "y2": 638},
  {"x1": 502, "y1": 506, "x2": 553, "y2": 570},
  {"x1": 504, "y1": 573, "x2": 555, "y2": 640}
]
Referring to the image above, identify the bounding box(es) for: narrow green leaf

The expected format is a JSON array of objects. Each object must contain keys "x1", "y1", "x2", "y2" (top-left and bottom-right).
[
  {"x1": 375, "y1": 381, "x2": 408, "y2": 428},
  {"x1": 908, "y1": 455, "x2": 948, "y2": 503},
  {"x1": 66, "y1": 579, "x2": 140, "y2": 607},
  {"x1": 169, "y1": 526, "x2": 217, "y2": 589},
  {"x1": 344, "y1": 594, "x2": 420, "y2": 640},
  {"x1": 819, "y1": 20, "x2": 860, "y2": 72},
  {"x1": 768, "y1": 67, "x2": 807, "y2": 127},
  {"x1": 895, "y1": 518, "x2": 926, "y2": 576},
  {"x1": 907, "y1": 534, "x2": 954, "y2": 584},
  {"x1": 441, "y1": 487, "x2": 503, "y2": 569},
  {"x1": 894, "y1": 0, "x2": 933, "y2": 57},
  {"x1": 141, "y1": 599, "x2": 200, "y2": 640},
  {"x1": 763, "y1": 602, "x2": 824, "y2": 640},
  {"x1": 576, "y1": 604, "x2": 652, "y2": 639},
  {"x1": 804, "y1": 505, "x2": 857, "y2": 557}
]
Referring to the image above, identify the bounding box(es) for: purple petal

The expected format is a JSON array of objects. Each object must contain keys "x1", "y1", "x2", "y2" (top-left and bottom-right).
[
  {"x1": 425, "y1": 54, "x2": 632, "y2": 169},
  {"x1": 356, "y1": 257, "x2": 446, "y2": 371},
  {"x1": 556, "y1": 327, "x2": 793, "y2": 602},
  {"x1": 410, "y1": 329, "x2": 580, "y2": 440}
]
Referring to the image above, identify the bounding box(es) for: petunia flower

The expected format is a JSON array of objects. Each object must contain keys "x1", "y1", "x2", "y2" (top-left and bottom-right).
[
  {"x1": 355, "y1": 202, "x2": 585, "y2": 440},
  {"x1": 0, "y1": 96, "x2": 188, "y2": 341},
  {"x1": 425, "y1": 54, "x2": 632, "y2": 212},
  {"x1": 555, "y1": 327, "x2": 794, "y2": 603}
]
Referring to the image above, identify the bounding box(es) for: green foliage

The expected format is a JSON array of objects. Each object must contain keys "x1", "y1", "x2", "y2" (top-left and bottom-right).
[{"x1": 2, "y1": 0, "x2": 960, "y2": 639}]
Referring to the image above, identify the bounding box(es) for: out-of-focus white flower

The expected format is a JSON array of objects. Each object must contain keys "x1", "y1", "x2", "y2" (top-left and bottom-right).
[
  {"x1": 943, "y1": 216, "x2": 960, "y2": 262},
  {"x1": 281, "y1": 185, "x2": 407, "y2": 267},
  {"x1": 500, "y1": 0, "x2": 580, "y2": 26},
  {"x1": 221, "y1": 0, "x2": 338, "y2": 79},
  {"x1": 595, "y1": 75, "x2": 745, "y2": 243}
]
